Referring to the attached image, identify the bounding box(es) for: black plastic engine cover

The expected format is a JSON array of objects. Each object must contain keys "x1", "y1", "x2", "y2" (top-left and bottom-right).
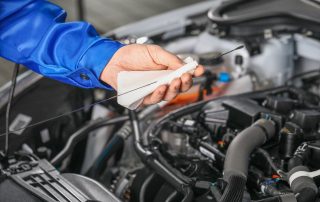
[
  {"x1": 0, "y1": 159, "x2": 120, "y2": 202},
  {"x1": 222, "y1": 98, "x2": 269, "y2": 129},
  {"x1": 208, "y1": 0, "x2": 320, "y2": 39}
]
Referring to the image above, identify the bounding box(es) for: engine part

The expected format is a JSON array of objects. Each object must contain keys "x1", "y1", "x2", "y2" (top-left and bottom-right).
[
  {"x1": 223, "y1": 98, "x2": 269, "y2": 128},
  {"x1": 129, "y1": 110, "x2": 193, "y2": 202},
  {"x1": 254, "y1": 194, "x2": 297, "y2": 202},
  {"x1": 288, "y1": 166, "x2": 318, "y2": 202},
  {"x1": 279, "y1": 122, "x2": 304, "y2": 159},
  {"x1": 289, "y1": 110, "x2": 320, "y2": 131},
  {"x1": 288, "y1": 143, "x2": 310, "y2": 170},
  {"x1": 308, "y1": 141, "x2": 320, "y2": 169},
  {"x1": 0, "y1": 154, "x2": 120, "y2": 202},
  {"x1": 263, "y1": 96, "x2": 298, "y2": 114},
  {"x1": 221, "y1": 119, "x2": 276, "y2": 202}
]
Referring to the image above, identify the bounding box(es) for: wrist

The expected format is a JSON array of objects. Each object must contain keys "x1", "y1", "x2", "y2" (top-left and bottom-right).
[
  {"x1": 99, "y1": 44, "x2": 127, "y2": 90},
  {"x1": 100, "y1": 63, "x2": 118, "y2": 90}
]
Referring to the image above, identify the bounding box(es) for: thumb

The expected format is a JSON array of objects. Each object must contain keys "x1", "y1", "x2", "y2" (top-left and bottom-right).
[{"x1": 146, "y1": 45, "x2": 183, "y2": 70}]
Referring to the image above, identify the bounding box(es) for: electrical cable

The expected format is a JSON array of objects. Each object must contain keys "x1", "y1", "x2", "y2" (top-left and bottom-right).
[
  {"x1": 4, "y1": 63, "x2": 19, "y2": 155},
  {"x1": 77, "y1": 0, "x2": 85, "y2": 20}
]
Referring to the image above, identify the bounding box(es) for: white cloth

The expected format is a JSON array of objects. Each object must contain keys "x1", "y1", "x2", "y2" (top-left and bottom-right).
[{"x1": 117, "y1": 57, "x2": 198, "y2": 110}]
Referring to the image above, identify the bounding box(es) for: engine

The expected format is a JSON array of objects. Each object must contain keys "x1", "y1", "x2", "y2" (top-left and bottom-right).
[
  {"x1": 94, "y1": 87, "x2": 320, "y2": 202},
  {"x1": 2, "y1": 0, "x2": 320, "y2": 202}
]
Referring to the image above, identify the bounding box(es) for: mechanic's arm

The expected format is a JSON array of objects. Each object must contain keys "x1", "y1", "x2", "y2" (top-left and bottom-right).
[{"x1": 0, "y1": 0, "x2": 204, "y2": 105}]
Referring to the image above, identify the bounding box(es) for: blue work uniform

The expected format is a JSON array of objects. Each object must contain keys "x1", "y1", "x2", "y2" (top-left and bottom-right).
[{"x1": 0, "y1": 0, "x2": 124, "y2": 89}]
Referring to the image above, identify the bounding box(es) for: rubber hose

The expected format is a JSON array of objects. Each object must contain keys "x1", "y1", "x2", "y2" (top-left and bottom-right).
[
  {"x1": 51, "y1": 116, "x2": 128, "y2": 166},
  {"x1": 129, "y1": 110, "x2": 193, "y2": 202},
  {"x1": 220, "y1": 119, "x2": 276, "y2": 202},
  {"x1": 288, "y1": 166, "x2": 318, "y2": 202},
  {"x1": 87, "y1": 135, "x2": 124, "y2": 178}
]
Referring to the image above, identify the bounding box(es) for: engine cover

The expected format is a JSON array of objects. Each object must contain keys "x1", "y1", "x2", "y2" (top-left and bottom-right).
[{"x1": 0, "y1": 156, "x2": 120, "y2": 202}]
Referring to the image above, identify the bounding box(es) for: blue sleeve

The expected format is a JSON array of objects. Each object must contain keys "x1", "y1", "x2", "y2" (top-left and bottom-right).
[{"x1": 0, "y1": 0, "x2": 124, "y2": 89}]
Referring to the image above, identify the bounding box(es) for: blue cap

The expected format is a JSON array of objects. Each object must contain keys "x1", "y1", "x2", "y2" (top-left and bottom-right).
[{"x1": 218, "y1": 72, "x2": 231, "y2": 83}]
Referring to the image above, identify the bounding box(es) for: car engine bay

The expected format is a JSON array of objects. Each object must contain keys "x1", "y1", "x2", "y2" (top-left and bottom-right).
[{"x1": 2, "y1": 0, "x2": 320, "y2": 201}]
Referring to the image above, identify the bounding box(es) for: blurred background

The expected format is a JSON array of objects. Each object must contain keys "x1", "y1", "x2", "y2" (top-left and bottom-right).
[{"x1": 0, "y1": 0, "x2": 202, "y2": 86}]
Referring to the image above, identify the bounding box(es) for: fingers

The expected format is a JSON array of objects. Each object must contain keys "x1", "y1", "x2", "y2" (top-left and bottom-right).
[
  {"x1": 142, "y1": 76, "x2": 190, "y2": 106},
  {"x1": 194, "y1": 65, "x2": 205, "y2": 77},
  {"x1": 164, "y1": 78, "x2": 181, "y2": 101},
  {"x1": 142, "y1": 85, "x2": 167, "y2": 105},
  {"x1": 147, "y1": 45, "x2": 183, "y2": 70},
  {"x1": 180, "y1": 73, "x2": 193, "y2": 92},
  {"x1": 146, "y1": 45, "x2": 206, "y2": 75},
  {"x1": 141, "y1": 70, "x2": 202, "y2": 106},
  {"x1": 140, "y1": 49, "x2": 205, "y2": 107}
]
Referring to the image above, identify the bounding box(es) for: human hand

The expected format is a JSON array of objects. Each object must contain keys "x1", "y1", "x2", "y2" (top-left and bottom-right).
[{"x1": 101, "y1": 44, "x2": 204, "y2": 106}]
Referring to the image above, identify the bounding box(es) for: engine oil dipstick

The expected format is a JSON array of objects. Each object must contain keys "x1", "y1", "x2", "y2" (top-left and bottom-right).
[{"x1": 0, "y1": 45, "x2": 244, "y2": 138}]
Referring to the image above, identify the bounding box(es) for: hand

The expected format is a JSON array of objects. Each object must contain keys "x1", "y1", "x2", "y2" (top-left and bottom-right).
[{"x1": 101, "y1": 44, "x2": 204, "y2": 106}]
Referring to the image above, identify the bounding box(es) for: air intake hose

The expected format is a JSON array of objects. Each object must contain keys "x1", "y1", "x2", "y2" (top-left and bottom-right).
[
  {"x1": 288, "y1": 166, "x2": 318, "y2": 202},
  {"x1": 220, "y1": 119, "x2": 276, "y2": 202}
]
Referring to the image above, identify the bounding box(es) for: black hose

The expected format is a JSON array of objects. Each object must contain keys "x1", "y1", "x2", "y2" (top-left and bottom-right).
[
  {"x1": 220, "y1": 119, "x2": 276, "y2": 202},
  {"x1": 86, "y1": 105, "x2": 160, "y2": 177},
  {"x1": 129, "y1": 110, "x2": 193, "y2": 202},
  {"x1": 274, "y1": 136, "x2": 316, "y2": 201},
  {"x1": 256, "y1": 148, "x2": 286, "y2": 177},
  {"x1": 86, "y1": 135, "x2": 124, "y2": 178},
  {"x1": 50, "y1": 116, "x2": 128, "y2": 166},
  {"x1": 288, "y1": 166, "x2": 318, "y2": 202},
  {"x1": 86, "y1": 122, "x2": 132, "y2": 178},
  {"x1": 5, "y1": 63, "x2": 19, "y2": 155},
  {"x1": 257, "y1": 148, "x2": 278, "y2": 172}
]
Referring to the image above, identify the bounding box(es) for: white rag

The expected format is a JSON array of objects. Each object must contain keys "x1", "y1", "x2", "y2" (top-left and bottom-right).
[{"x1": 117, "y1": 57, "x2": 198, "y2": 110}]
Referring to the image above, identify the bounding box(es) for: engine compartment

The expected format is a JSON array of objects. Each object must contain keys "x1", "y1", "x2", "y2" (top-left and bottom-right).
[{"x1": 2, "y1": 0, "x2": 320, "y2": 201}]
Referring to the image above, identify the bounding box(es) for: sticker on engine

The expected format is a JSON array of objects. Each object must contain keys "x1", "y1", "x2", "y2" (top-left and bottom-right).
[
  {"x1": 9, "y1": 114, "x2": 32, "y2": 135},
  {"x1": 40, "y1": 128, "x2": 50, "y2": 143},
  {"x1": 199, "y1": 146, "x2": 216, "y2": 161}
]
